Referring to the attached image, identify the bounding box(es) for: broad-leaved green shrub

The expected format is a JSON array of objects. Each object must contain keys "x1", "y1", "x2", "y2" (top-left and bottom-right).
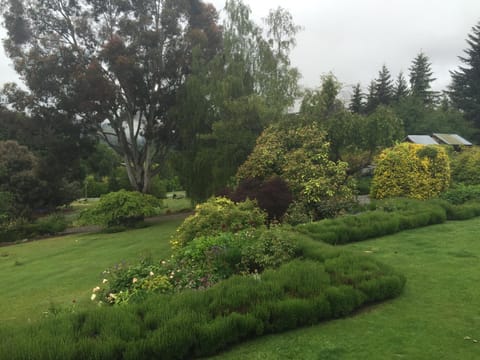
[
  {"x1": 171, "y1": 197, "x2": 266, "y2": 248},
  {"x1": 450, "y1": 146, "x2": 480, "y2": 185},
  {"x1": 371, "y1": 143, "x2": 450, "y2": 199},
  {"x1": 79, "y1": 190, "x2": 161, "y2": 228},
  {"x1": 440, "y1": 184, "x2": 480, "y2": 205},
  {"x1": 236, "y1": 122, "x2": 355, "y2": 220}
]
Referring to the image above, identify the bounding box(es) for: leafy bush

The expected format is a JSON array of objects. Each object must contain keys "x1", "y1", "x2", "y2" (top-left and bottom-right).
[
  {"x1": 0, "y1": 191, "x2": 14, "y2": 224},
  {"x1": 371, "y1": 143, "x2": 450, "y2": 200},
  {"x1": 283, "y1": 200, "x2": 314, "y2": 226},
  {"x1": 83, "y1": 175, "x2": 109, "y2": 198},
  {"x1": 171, "y1": 197, "x2": 266, "y2": 249},
  {"x1": 450, "y1": 147, "x2": 480, "y2": 185},
  {"x1": 0, "y1": 213, "x2": 68, "y2": 243},
  {"x1": 79, "y1": 190, "x2": 161, "y2": 228},
  {"x1": 236, "y1": 122, "x2": 356, "y2": 220},
  {"x1": 228, "y1": 176, "x2": 293, "y2": 222},
  {"x1": 440, "y1": 184, "x2": 480, "y2": 205},
  {"x1": 96, "y1": 227, "x2": 301, "y2": 304}
]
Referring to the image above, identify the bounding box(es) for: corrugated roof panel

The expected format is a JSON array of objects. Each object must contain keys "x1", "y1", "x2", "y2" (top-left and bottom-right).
[
  {"x1": 432, "y1": 133, "x2": 472, "y2": 146},
  {"x1": 405, "y1": 135, "x2": 439, "y2": 145}
]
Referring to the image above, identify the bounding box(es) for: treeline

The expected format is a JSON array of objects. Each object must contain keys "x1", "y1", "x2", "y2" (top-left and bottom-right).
[{"x1": 0, "y1": 0, "x2": 479, "y2": 218}]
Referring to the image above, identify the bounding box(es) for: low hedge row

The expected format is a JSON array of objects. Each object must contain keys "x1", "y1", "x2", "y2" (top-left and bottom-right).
[
  {"x1": 297, "y1": 198, "x2": 480, "y2": 245},
  {"x1": 0, "y1": 214, "x2": 68, "y2": 243},
  {"x1": 0, "y1": 244, "x2": 405, "y2": 359}
]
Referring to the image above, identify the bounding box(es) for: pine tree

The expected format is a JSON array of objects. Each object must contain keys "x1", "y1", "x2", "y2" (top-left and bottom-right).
[
  {"x1": 365, "y1": 80, "x2": 378, "y2": 114},
  {"x1": 393, "y1": 71, "x2": 409, "y2": 101},
  {"x1": 450, "y1": 22, "x2": 480, "y2": 130},
  {"x1": 409, "y1": 52, "x2": 437, "y2": 105},
  {"x1": 349, "y1": 83, "x2": 364, "y2": 114},
  {"x1": 374, "y1": 65, "x2": 394, "y2": 107}
]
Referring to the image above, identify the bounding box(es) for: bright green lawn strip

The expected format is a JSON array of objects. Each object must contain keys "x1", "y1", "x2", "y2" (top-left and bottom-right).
[
  {"x1": 0, "y1": 219, "x2": 182, "y2": 324},
  {"x1": 210, "y1": 218, "x2": 480, "y2": 360}
]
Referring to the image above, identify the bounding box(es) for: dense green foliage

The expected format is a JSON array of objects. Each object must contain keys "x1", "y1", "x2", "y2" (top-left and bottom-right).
[
  {"x1": 450, "y1": 147, "x2": 480, "y2": 185},
  {"x1": 371, "y1": 143, "x2": 450, "y2": 199},
  {"x1": 237, "y1": 120, "x2": 355, "y2": 219},
  {"x1": 171, "y1": 197, "x2": 266, "y2": 249},
  {"x1": 450, "y1": 21, "x2": 480, "y2": 138},
  {"x1": 2, "y1": 0, "x2": 222, "y2": 193},
  {"x1": 227, "y1": 176, "x2": 293, "y2": 222},
  {"x1": 79, "y1": 190, "x2": 162, "y2": 228},
  {"x1": 440, "y1": 184, "x2": 480, "y2": 205},
  {"x1": 297, "y1": 198, "x2": 447, "y2": 245},
  {"x1": 0, "y1": 213, "x2": 68, "y2": 243}
]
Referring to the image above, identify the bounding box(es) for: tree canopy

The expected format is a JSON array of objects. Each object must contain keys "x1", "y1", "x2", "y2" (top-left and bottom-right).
[
  {"x1": 2, "y1": 0, "x2": 222, "y2": 193},
  {"x1": 450, "y1": 21, "x2": 480, "y2": 138}
]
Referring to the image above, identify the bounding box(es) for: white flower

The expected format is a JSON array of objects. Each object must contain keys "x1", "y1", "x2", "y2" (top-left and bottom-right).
[
  {"x1": 102, "y1": 278, "x2": 108, "y2": 284},
  {"x1": 92, "y1": 286, "x2": 100, "y2": 292},
  {"x1": 149, "y1": 271, "x2": 154, "y2": 276},
  {"x1": 90, "y1": 294, "x2": 96, "y2": 301},
  {"x1": 132, "y1": 277, "x2": 138, "y2": 283}
]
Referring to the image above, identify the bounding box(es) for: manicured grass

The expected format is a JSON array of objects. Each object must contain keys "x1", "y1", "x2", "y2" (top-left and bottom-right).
[
  {"x1": 0, "y1": 219, "x2": 183, "y2": 324},
  {"x1": 210, "y1": 218, "x2": 480, "y2": 359}
]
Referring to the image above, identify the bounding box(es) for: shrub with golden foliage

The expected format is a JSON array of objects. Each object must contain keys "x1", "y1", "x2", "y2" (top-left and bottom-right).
[
  {"x1": 237, "y1": 121, "x2": 355, "y2": 219},
  {"x1": 370, "y1": 143, "x2": 450, "y2": 200}
]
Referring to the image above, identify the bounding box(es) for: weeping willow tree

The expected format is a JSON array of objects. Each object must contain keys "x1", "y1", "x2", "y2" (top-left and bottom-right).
[{"x1": 173, "y1": 0, "x2": 301, "y2": 202}]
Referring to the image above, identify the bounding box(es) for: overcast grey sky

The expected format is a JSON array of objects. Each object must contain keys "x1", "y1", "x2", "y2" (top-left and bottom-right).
[{"x1": 0, "y1": 0, "x2": 479, "y2": 99}]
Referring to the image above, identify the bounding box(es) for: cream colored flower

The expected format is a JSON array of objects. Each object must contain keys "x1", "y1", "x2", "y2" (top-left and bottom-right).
[
  {"x1": 132, "y1": 277, "x2": 138, "y2": 283},
  {"x1": 92, "y1": 286, "x2": 100, "y2": 292},
  {"x1": 90, "y1": 294, "x2": 96, "y2": 301},
  {"x1": 102, "y1": 278, "x2": 108, "y2": 284},
  {"x1": 149, "y1": 271, "x2": 154, "y2": 276}
]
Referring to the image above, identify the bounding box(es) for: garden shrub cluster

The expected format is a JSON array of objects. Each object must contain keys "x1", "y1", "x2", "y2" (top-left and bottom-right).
[
  {"x1": 170, "y1": 197, "x2": 266, "y2": 249},
  {"x1": 371, "y1": 143, "x2": 450, "y2": 200},
  {"x1": 0, "y1": 243, "x2": 405, "y2": 360},
  {"x1": 236, "y1": 121, "x2": 356, "y2": 220},
  {"x1": 0, "y1": 213, "x2": 68, "y2": 243},
  {"x1": 297, "y1": 198, "x2": 446, "y2": 245},
  {"x1": 440, "y1": 184, "x2": 480, "y2": 205},
  {"x1": 450, "y1": 146, "x2": 480, "y2": 185},
  {"x1": 92, "y1": 227, "x2": 301, "y2": 304},
  {"x1": 79, "y1": 190, "x2": 162, "y2": 228},
  {"x1": 297, "y1": 196, "x2": 480, "y2": 245}
]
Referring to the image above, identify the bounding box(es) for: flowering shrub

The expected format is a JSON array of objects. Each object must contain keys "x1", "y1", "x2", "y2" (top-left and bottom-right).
[
  {"x1": 79, "y1": 189, "x2": 162, "y2": 228},
  {"x1": 90, "y1": 259, "x2": 172, "y2": 305},
  {"x1": 371, "y1": 143, "x2": 450, "y2": 200},
  {"x1": 171, "y1": 197, "x2": 266, "y2": 249}
]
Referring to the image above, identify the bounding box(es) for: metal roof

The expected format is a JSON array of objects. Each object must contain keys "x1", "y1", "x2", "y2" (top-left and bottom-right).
[
  {"x1": 404, "y1": 135, "x2": 439, "y2": 145},
  {"x1": 432, "y1": 133, "x2": 473, "y2": 146}
]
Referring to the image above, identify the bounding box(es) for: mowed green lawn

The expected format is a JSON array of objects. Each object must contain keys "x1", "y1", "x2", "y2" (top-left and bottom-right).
[
  {"x1": 0, "y1": 218, "x2": 184, "y2": 324},
  {"x1": 1, "y1": 216, "x2": 480, "y2": 359},
  {"x1": 211, "y1": 218, "x2": 480, "y2": 360}
]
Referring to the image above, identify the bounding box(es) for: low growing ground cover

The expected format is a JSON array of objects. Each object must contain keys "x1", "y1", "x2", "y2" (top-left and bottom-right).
[{"x1": 209, "y1": 217, "x2": 480, "y2": 359}]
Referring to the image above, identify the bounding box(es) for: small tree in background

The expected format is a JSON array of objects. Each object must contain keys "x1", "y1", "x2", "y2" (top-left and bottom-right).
[
  {"x1": 371, "y1": 143, "x2": 450, "y2": 200},
  {"x1": 79, "y1": 190, "x2": 162, "y2": 229},
  {"x1": 237, "y1": 120, "x2": 355, "y2": 219}
]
